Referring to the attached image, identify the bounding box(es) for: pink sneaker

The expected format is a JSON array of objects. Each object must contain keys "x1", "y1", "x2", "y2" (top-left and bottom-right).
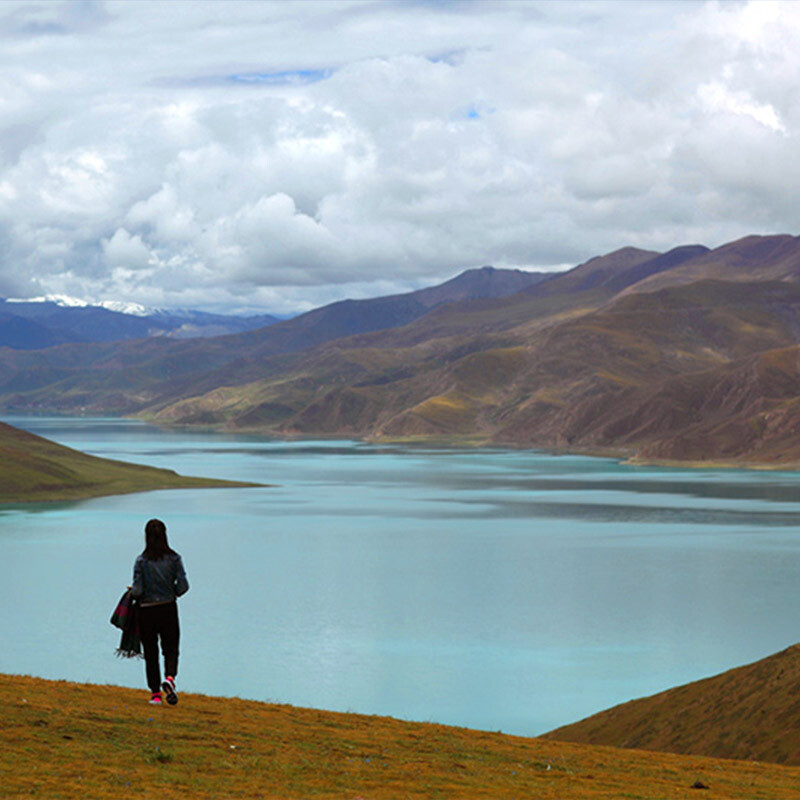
[
  {"x1": 149, "y1": 692, "x2": 162, "y2": 705},
  {"x1": 161, "y1": 677, "x2": 178, "y2": 706}
]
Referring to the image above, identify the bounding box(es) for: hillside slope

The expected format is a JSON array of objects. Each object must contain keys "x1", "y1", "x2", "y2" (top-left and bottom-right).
[
  {"x1": 0, "y1": 421, "x2": 254, "y2": 502},
  {"x1": 3, "y1": 673, "x2": 800, "y2": 799},
  {"x1": 545, "y1": 643, "x2": 800, "y2": 766},
  {"x1": 489, "y1": 279, "x2": 800, "y2": 461}
]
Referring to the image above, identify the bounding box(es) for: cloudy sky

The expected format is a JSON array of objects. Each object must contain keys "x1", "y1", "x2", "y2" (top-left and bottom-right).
[{"x1": 1, "y1": 0, "x2": 798, "y2": 313}]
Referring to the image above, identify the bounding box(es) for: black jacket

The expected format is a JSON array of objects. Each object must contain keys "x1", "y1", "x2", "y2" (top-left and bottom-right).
[{"x1": 131, "y1": 553, "x2": 189, "y2": 604}]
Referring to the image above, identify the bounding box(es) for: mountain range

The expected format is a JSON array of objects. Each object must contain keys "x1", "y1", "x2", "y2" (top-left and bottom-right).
[
  {"x1": 0, "y1": 298, "x2": 281, "y2": 348},
  {"x1": 4, "y1": 235, "x2": 800, "y2": 465}
]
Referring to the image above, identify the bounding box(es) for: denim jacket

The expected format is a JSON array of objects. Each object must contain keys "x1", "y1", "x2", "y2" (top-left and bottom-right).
[{"x1": 131, "y1": 553, "x2": 189, "y2": 605}]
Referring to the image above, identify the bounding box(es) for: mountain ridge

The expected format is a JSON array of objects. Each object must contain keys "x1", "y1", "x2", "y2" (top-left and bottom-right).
[{"x1": 626, "y1": 234, "x2": 800, "y2": 295}]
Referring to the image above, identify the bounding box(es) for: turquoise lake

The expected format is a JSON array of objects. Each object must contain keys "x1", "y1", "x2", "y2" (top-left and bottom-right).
[{"x1": 1, "y1": 416, "x2": 799, "y2": 736}]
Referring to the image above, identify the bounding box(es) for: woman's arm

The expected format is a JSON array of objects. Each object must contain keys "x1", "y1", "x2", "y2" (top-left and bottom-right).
[
  {"x1": 131, "y1": 557, "x2": 144, "y2": 599},
  {"x1": 174, "y1": 555, "x2": 189, "y2": 597}
]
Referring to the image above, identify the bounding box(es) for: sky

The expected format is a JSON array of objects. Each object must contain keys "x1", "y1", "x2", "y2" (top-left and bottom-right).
[{"x1": 1, "y1": 0, "x2": 799, "y2": 314}]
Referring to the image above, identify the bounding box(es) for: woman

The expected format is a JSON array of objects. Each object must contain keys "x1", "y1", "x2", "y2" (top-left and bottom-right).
[{"x1": 131, "y1": 518, "x2": 189, "y2": 706}]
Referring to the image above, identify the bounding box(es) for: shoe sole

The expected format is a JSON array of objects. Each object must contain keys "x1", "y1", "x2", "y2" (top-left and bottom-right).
[{"x1": 161, "y1": 681, "x2": 178, "y2": 705}]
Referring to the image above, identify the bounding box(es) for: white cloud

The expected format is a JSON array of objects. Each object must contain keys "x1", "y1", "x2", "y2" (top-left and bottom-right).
[
  {"x1": 697, "y1": 81, "x2": 786, "y2": 133},
  {"x1": 101, "y1": 228, "x2": 151, "y2": 269},
  {"x1": 1, "y1": 0, "x2": 800, "y2": 312}
]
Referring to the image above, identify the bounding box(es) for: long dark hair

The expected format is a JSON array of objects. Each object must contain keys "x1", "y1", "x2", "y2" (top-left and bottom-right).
[{"x1": 142, "y1": 518, "x2": 176, "y2": 560}]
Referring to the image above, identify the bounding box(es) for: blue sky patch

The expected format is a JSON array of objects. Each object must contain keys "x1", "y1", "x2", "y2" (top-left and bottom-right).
[
  {"x1": 228, "y1": 69, "x2": 333, "y2": 86},
  {"x1": 458, "y1": 103, "x2": 494, "y2": 121}
]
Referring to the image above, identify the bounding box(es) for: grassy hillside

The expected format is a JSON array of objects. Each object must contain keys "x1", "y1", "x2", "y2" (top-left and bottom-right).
[
  {"x1": 0, "y1": 421, "x2": 255, "y2": 502},
  {"x1": 545, "y1": 644, "x2": 800, "y2": 767},
  {"x1": 3, "y1": 674, "x2": 800, "y2": 800}
]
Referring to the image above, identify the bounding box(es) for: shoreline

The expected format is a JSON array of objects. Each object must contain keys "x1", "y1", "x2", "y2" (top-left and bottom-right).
[
  {"x1": 134, "y1": 414, "x2": 800, "y2": 472},
  {"x1": 10, "y1": 411, "x2": 800, "y2": 471},
  {"x1": 0, "y1": 475, "x2": 264, "y2": 505}
]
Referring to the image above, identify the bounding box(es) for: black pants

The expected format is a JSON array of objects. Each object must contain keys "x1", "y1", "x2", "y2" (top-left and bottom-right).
[{"x1": 139, "y1": 601, "x2": 180, "y2": 694}]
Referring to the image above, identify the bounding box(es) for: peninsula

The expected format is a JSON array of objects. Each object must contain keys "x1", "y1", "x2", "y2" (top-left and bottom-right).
[{"x1": 0, "y1": 420, "x2": 257, "y2": 503}]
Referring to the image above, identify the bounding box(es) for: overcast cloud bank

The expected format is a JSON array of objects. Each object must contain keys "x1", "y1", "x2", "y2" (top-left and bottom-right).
[{"x1": 1, "y1": 0, "x2": 798, "y2": 313}]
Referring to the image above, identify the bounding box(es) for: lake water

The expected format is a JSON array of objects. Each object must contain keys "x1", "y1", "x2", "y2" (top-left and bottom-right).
[{"x1": 1, "y1": 416, "x2": 799, "y2": 736}]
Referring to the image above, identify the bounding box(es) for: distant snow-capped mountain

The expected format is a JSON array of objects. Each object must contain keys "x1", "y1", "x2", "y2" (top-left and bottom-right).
[
  {"x1": 0, "y1": 296, "x2": 280, "y2": 349},
  {"x1": 6, "y1": 294, "x2": 151, "y2": 316}
]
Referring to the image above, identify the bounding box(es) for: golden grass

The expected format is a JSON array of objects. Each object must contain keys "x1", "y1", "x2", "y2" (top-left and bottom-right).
[
  {"x1": 528, "y1": 386, "x2": 568, "y2": 408},
  {"x1": 3, "y1": 674, "x2": 800, "y2": 799},
  {"x1": 408, "y1": 392, "x2": 480, "y2": 433}
]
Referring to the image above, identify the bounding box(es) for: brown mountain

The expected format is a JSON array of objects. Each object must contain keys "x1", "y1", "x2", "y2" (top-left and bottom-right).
[
  {"x1": 153, "y1": 246, "x2": 699, "y2": 423},
  {"x1": 226, "y1": 264, "x2": 552, "y2": 357},
  {"x1": 627, "y1": 344, "x2": 800, "y2": 464},
  {"x1": 628, "y1": 234, "x2": 800, "y2": 295},
  {"x1": 543, "y1": 643, "x2": 800, "y2": 766},
  {"x1": 149, "y1": 278, "x2": 800, "y2": 463},
  {"x1": 526, "y1": 244, "x2": 713, "y2": 296},
  {"x1": 530, "y1": 245, "x2": 661, "y2": 294},
  {"x1": 486, "y1": 280, "x2": 800, "y2": 457},
  {"x1": 289, "y1": 245, "x2": 691, "y2": 354}
]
